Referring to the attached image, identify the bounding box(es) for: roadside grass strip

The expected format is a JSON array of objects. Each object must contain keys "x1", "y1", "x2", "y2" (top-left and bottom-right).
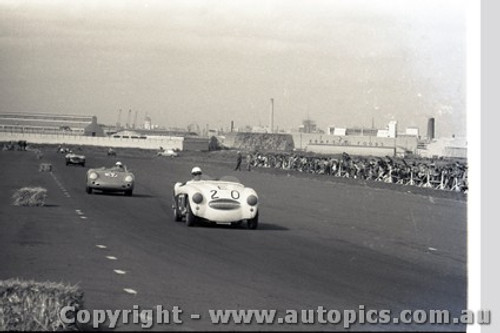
[
  {"x1": 12, "y1": 187, "x2": 47, "y2": 207},
  {"x1": 0, "y1": 278, "x2": 83, "y2": 331}
]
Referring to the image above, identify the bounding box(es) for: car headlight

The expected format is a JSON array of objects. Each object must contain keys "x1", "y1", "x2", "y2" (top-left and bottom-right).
[
  {"x1": 88, "y1": 172, "x2": 98, "y2": 180},
  {"x1": 124, "y1": 175, "x2": 134, "y2": 182},
  {"x1": 192, "y1": 192, "x2": 203, "y2": 204},
  {"x1": 247, "y1": 195, "x2": 258, "y2": 206}
]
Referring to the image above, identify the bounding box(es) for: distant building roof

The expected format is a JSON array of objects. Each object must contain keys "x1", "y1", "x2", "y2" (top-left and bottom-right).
[
  {"x1": 0, "y1": 112, "x2": 94, "y2": 132},
  {"x1": 133, "y1": 129, "x2": 197, "y2": 137}
]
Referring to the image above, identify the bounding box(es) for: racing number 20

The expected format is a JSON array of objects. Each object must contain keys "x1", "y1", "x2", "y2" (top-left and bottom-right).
[{"x1": 210, "y1": 190, "x2": 240, "y2": 199}]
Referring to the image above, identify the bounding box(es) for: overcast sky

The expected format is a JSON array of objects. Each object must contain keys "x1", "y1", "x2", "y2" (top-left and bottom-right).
[{"x1": 0, "y1": 0, "x2": 466, "y2": 137}]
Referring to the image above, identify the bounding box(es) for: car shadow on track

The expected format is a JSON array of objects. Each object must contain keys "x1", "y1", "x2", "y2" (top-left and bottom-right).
[
  {"x1": 89, "y1": 192, "x2": 154, "y2": 198},
  {"x1": 128, "y1": 193, "x2": 155, "y2": 198},
  {"x1": 185, "y1": 221, "x2": 289, "y2": 231},
  {"x1": 256, "y1": 223, "x2": 289, "y2": 231}
]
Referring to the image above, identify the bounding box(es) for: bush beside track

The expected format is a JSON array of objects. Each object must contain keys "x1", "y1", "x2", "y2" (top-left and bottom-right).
[
  {"x1": 0, "y1": 279, "x2": 83, "y2": 331},
  {"x1": 12, "y1": 187, "x2": 47, "y2": 207}
]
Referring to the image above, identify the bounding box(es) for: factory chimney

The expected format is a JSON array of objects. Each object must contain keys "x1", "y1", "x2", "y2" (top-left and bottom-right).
[
  {"x1": 427, "y1": 118, "x2": 435, "y2": 140},
  {"x1": 116, "y1": 109, "x2": 122, "y2": 129},
  {"x1": 269, "y1": 98, "x2": 274, "y2": 133},
  {"x1": 133, "y1": 110, "x2": 138, "y2": 129},
  {"x1": 127, "y1": 109, "x2": 132, "y2": 129}
]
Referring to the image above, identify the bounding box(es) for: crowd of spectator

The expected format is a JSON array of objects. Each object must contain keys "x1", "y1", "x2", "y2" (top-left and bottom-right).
[
  {"x1": 2, "y1": 140, "x2": 28, "y2": 151},
  {"x1": 244, "y1": 151, "x2": 468, "y2": 193}
]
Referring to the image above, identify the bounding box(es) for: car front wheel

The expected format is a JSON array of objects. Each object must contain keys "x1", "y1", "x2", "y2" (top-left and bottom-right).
[
  {"x1": 86, "y1": 186, "x2": 92, "y2": 194},
  {"x1": 172, "y1": 196, "x2": 182, "y2": 222},
  {"x1": 247, "y1": 211, "x2": 259, "y2": 230},
  {"x1": 185, "y1": 200, "x2": 197, "y2": 227}
]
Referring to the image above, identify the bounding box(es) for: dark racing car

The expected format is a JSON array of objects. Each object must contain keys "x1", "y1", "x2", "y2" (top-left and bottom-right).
[{"x1": 65, "y1": 152, "x2": 86, "y2": 167}]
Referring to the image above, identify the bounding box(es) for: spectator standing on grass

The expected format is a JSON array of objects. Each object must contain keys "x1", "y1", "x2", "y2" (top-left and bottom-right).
[
  {"x1": 235, "y1": 151, "x2": 242, "y2": 171},
  {"x1": 246, "y1": 153, "x2": 252, "y2": 171}
]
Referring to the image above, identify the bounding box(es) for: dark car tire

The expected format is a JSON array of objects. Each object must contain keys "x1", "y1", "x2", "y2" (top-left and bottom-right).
[
  {"x1": 81, "y1": 163, "x2": 85, "y2": 167},
  {"x1": 172, "y1": 196, "x2": 182, "y2": 222},
  {"x1": 86, "y1": 186, "x2": 92, "y2": 194},
  {"x1": 125, "y1": 189, "x2": 133, "y2": 196},
  {"x1": 66, "y1": 161, "x2": 69, "y2": 166},
  {"x1": 185, "y1": 200, "x2": 197, "y2": 227},
  {"x1": 247, "y1": 211, "x2": 259, "y2": 230}
]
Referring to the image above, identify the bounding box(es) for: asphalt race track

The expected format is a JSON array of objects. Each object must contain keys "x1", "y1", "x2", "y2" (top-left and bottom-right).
[{"x1": 0, "y1": 149, "x2": 467, "y2": 331}]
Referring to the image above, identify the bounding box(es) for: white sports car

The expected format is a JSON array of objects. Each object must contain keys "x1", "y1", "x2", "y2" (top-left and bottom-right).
[
  {"x1": 172, "y1": 176, "x2": 259, "y2": 229},
  {"x1": 157, "y1": 149, "x2": 179, "y2": 157}
]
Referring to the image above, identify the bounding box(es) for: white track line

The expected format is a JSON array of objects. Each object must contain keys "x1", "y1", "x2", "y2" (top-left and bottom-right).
[
  {"x1": 123, "y1": 288, "x2": 137, "y2": 295},
  {"x1": 50, "y1": 173, "x2": 71, "y2": 198}
]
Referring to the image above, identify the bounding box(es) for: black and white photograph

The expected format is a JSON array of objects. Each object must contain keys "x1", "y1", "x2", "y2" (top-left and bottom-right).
[{"x1": 0, "y1": 0, "x2": 483, "y2": 331}]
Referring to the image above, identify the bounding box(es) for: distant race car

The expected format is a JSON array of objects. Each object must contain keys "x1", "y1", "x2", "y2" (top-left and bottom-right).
[
  {"x1": 86, "y1": 163, "x2": 135, "y2": 196},
  {"x1": 172, "y1": 176, "x2": 259, "y2": 229},
  {"x1": 157, "y1": 149, "x2": 179, "y2": 157},
  {"x1": 65, "y1": 152, "x2": 86, "y2": 167}
]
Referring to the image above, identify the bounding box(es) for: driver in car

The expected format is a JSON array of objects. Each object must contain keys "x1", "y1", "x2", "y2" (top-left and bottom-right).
[
  {"x1": 188, "y1": 166, "x2": 203, "y2": 182},
  {"x1": 112, "y1": 161, "x2": 125, "y2": 171}
]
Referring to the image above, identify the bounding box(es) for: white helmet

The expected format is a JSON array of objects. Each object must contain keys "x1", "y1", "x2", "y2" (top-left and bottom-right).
[
  {"x1": 191, "y1": 166, "x2": 202, "y2": 175},
  {"x1": 115, "y1": 161, "x2": 123, "y2": 167}
]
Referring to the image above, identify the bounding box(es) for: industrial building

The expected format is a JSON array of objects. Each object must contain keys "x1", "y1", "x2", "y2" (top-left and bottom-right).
[{"x1": 0, "y1": 112, "x2": 95, "y2": 134}]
